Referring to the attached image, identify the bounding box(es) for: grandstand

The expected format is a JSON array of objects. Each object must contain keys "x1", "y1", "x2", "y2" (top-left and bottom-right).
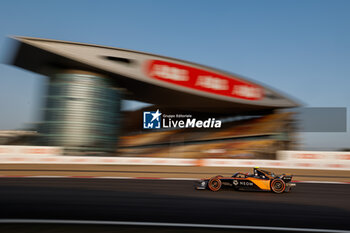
[
  {"x1": 8, "y1": 36, "x2": 299, "y2": 157},
  {"x1": 117, "y1": 111, "x2": 295, "y2": 159}
]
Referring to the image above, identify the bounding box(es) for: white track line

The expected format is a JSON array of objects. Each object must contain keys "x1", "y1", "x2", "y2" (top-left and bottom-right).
[{"x1": 0, "y1": 219, "x2": 348, "y2": 232}]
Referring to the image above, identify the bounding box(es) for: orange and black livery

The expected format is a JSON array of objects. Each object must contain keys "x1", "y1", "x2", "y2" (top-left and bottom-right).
[{"x1": 195, "y1": 167, "x2": 296, "y2": 194}]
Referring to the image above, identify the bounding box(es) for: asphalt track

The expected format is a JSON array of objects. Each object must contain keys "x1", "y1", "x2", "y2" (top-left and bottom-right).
[{"x1": 0, "y1": 178, "x2": 349, "y2": 232}]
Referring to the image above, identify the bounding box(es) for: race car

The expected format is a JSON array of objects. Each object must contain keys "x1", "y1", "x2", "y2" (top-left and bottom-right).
[{"x1": 195, "y1": 167, "x2": 296, "y2": 194}]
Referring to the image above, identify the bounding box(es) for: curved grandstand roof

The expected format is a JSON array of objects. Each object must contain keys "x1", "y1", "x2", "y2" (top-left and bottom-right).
[{"x1": 9, "y1": 36, "x2": 299, "y2": 113}]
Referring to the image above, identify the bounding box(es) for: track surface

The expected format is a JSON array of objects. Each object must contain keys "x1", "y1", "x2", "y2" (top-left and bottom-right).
[{"x1": 0, "y1": 178, "x2": 349, "y2": 231}]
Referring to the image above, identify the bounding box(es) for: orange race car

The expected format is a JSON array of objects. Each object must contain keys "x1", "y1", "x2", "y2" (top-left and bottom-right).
[{"x1": 195, "y1": 167, "x2": 296, "y2": 194}]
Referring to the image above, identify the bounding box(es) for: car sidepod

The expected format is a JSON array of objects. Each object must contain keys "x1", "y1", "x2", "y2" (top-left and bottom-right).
[{"x1": 232, "y1": 178, "x2": 270, "y2": 191}]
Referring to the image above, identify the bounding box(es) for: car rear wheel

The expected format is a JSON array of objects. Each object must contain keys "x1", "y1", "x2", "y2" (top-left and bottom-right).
[
  {"x1": 271, "y1": 179, "x2": 286, "y2": 194},
  {"x1": 208, "y1": 177, "x2": 222, "y2": 192}
]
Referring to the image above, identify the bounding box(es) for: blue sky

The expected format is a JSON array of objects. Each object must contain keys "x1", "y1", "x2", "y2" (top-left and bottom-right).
[{"x1": 0, "y1": 0, "x2": 349, "y2": 150}]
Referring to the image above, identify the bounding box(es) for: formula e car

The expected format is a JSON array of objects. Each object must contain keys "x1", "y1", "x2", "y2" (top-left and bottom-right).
[{"x1": 195, "y1": 167, "x2": 296, "y2": 194}]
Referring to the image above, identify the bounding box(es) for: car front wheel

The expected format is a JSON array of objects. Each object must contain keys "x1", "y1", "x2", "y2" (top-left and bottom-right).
[
  {"x1": 271, "y1": 179, "x2": 286, "y2": 194},
  {"x1": 208, "y1": 177, "x2": 222, "y2": 192}
]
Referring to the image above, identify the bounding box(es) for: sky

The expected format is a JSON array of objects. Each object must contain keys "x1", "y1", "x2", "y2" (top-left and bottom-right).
[{"x1": 0, "y1": 0, "x2": 349, "y2": 150}]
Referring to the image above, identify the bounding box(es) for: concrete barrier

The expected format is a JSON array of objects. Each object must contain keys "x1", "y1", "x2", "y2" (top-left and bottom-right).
[
  {"x1": 277, "y1": 150, "x2": 350, "y2": 161},
  {"x1": 0, "y1": 146, "x2": 349, "y2": 170},
  {"x1": 0, "y1": 146, "x2": 62, "y2": 156}
]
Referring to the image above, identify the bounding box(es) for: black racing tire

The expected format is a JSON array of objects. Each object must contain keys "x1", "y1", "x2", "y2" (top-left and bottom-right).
[
  {"x1": 271, "y1": 178, "x2": 286, "y2": 194},
  {"x1": 208, "y1": 177, "x2": 222, "y2": 192}
]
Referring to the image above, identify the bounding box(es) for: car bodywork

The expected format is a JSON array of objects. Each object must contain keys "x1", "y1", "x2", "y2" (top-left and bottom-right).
[{"x1": 195, "y1": 167, "x2": 296, "y2": 193}]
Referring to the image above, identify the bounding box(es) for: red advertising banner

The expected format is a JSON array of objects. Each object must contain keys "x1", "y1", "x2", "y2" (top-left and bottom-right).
[{"x1": 145, "y1": 60, "x2": 263, "y2": 101}]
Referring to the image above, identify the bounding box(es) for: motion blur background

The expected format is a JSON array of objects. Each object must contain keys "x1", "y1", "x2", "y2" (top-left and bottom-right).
[
  {"x1": 0, "y1": 0, "x2": 350, "y2": 150},
  {"x1": 0, "y1": 1, "x2": 349, "y2": 232}
]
